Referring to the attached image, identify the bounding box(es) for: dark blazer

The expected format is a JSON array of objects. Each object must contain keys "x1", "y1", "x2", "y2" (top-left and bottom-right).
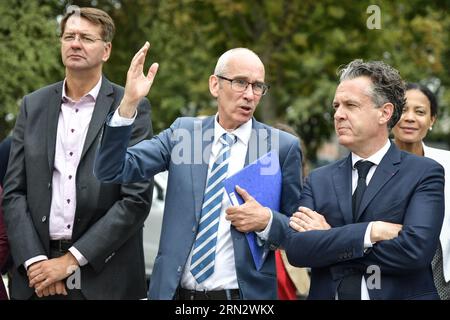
[
  {"x1": 2, "y1": 77, "x2": 153, "y2": 299},
  {"x1": 0, "y1": 136, "x2": 12, "y2": 187},
  {"x1": 94, "y1": 116, "x2": 303, "y2": 299},
  {"x1": 0, "y1": 186, "x2": 9, "y2": 300},
  {"x1": 285, "y1": 143, "x2": 445, "y2": 300}
]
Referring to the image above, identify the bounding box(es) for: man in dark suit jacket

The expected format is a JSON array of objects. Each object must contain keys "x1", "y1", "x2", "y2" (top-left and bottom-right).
[
  {"x1": 2, "y1": 7, "x2": 152, "y2": 300},
  {"x1": 94, "y1": 46, "x2": 302, "y2": 299},
  {"x1": 284, "y1": 60, "x2": 445, "y2": 300}
]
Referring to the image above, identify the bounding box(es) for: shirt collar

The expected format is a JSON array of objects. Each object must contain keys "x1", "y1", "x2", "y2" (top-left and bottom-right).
[
  {"x1": 62, "y1": 76, "x2": 102, "y2": 103},
  {"x1": 422, "y1": 142, "x2": 430, "y2": 157},
  {"x1": 352, "y1": 140, "x2": 391, "y2": 168},
  {"x1": 213, "y1": 114, "x2": 252, "y2": 146}
]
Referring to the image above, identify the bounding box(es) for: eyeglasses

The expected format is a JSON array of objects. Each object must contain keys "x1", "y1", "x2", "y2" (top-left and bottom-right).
[
  {"x1": 61, "y1": 33, "x2": 105, "y2": 45},
  {"x1": 216, "y1": 75, "x2": 269, "y2": 96}
]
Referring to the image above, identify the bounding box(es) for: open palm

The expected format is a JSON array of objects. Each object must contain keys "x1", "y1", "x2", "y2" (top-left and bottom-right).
[{"x1": 123, "y1": 41, "x2": 159, "y2": 105}]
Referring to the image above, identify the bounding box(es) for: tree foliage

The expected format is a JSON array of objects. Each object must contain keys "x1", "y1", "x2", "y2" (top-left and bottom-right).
[
  {"x1": 1, "y1": 0, "x2": 449, "y2": 161},
  {"x1": 0, "y1": 0, "x2": 63, "y2": 138}
]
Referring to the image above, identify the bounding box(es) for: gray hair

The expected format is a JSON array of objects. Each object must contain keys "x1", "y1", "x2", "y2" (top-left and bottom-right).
[
  {"x1": 337, "y1": 59, "x2": 406, "y2": 129},
  {"x1": 214, "y1": 48, "x2": 263, "y2": 75}
]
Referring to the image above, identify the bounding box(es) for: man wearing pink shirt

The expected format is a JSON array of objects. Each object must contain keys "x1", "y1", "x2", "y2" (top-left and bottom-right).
[{"x1": 2, "y1": 7, "x2": 152, "y2": 300}]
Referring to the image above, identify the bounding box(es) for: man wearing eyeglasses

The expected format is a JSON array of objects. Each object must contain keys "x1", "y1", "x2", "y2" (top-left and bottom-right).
[
  {"x1": 3, "y1": 7, "x2": 153, "y2": 300},
  {"x1": 94, "y1": 45, "x2": 303, "y2": 299}
]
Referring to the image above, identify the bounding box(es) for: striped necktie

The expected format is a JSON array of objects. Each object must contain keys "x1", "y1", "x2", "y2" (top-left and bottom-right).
[{"x1": 190, "y1": 133, "x2": 236, "y2": 283}]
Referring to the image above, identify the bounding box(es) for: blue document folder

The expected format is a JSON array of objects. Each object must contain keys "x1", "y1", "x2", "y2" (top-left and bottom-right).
[{"x1": 223, "y1": 150, "x2": 281, "y2": 270}]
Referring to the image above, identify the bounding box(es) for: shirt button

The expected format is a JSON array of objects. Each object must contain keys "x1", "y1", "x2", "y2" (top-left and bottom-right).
[
  {"x1": 71, "y1": 129, "x2": 75, "y2": 133},
  {"x1": 69, "y1": 152, "x2": 73, "y2": 156},
  {"x1": 67, "y1": 199, "x2": 71, "y2": 204},
  {"x1": 69, "y1": 175, "x2": 72, "y2": 180},
  {"x1": 75, "y1": 109, "x2": 79, "y2": 113},
  {"x1": 67, "y1": 224, "x2": 71, "y2": 229}
]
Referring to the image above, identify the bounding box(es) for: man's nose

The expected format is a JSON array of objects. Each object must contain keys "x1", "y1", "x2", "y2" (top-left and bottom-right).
[
  {"x1": 334, "y1": 106, "x2": 345, "y2": 120},
  {"x1": 242, "y1": 84, "x2": 255, "y2": 99},
  {"x1": 69, "y1": 37, "x2": 83, "y2": 48}
]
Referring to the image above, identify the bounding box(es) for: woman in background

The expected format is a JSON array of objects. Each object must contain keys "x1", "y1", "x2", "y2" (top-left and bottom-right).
[{"x1": 392, "y1": 83, "x2": 450, "y2": 300}]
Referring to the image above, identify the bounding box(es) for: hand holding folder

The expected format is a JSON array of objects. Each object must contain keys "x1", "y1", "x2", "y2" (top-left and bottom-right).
[{"x1": 223, "y1": 150, "x2": 281, "y2": 270}]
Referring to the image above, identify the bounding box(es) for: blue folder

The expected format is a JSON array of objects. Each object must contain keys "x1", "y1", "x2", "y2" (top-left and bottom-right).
[{"x1": 223, "y1": 150, "x2": 281, "y2": 270}]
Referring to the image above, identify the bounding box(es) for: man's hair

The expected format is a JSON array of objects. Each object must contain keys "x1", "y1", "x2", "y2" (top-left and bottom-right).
[
  {"x1": 60, "y1": 7, "x2": 115, "y2": 42},
  {"x1": 214, "y1": 48, "x2": 263, "y2": 76},
  {"x1": 406, "y1": 82, "x2": 438, "y2": 117},
  {"x1": 337, "y1": 59, "x2": 406, "y2": 129}
]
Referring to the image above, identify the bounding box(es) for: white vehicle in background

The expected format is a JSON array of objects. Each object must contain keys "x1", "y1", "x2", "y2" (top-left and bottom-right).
[{"x1": 143, "y1": 171, "x2": 167, "y2": 281}]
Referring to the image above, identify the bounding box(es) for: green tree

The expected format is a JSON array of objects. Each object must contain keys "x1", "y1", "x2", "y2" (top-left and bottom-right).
[
  {"x1": 0, "y1": 0, "x2": 63, "y2": 138},
  {"x1": 3, "y1": 0, "x2": 449, "y2": 160},
  {"x1": 122, "y1": 0, "x2": 449, "y2": 161}
]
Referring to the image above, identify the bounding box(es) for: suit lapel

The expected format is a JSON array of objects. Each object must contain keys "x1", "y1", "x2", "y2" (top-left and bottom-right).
[
  {"x1": 192, "y1": 118, "x2": 268, "y2": 220},
  {"x1": 356, "y1": 143, "x2": 401, "y2": 221},
  {"x1": 245, "y1": 119, "x2": 269, "y2": 166},
  {"x1": 47, "y1": 82, "x2": 64, "y2": 171},
  {"x1": 332, "y1": 155, "x2": 353, "y2": 225},
  {"x1": 192, "y1": 116, "x2": 214, "y2": 221},
  {"x1": 80, "y1": 77, "x2": 114, "y2": 160}
]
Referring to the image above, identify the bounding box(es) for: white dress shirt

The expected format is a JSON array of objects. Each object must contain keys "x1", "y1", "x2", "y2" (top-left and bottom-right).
[
  {"x1": 423, "y1": 143, "x2": 450, "y2": 282},
  {"x1": 349, "y1": 139, "x2": 391, "y2": 300}
]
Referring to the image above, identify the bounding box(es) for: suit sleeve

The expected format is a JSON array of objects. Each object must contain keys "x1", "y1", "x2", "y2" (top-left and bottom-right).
[
  {"x1": 266, "y1": 137, "x2": 303, "y2": 248},
  {"x1": 2, "y1": 96, "x2": 47, "y2": 269},
  {"x1": 284, "y1": 174, "x2": 369, "y2": 267},
  {"x1": 359, "y1": 163, "x2": 445, "y2": 274},
  {"x1": 74, "y1": 98, "x2": 155, "y2": 272},
  {"x1": 94, "y1": 113, "x2": 182, "y2": 184}
]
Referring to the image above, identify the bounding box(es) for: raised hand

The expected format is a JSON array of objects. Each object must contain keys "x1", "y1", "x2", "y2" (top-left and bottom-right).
[{"x1": 120, "y1": 41, "x2": 159, "y2": 118}]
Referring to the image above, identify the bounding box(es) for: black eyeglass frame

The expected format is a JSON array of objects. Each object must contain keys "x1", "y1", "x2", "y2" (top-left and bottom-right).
[{"x1": 216, "y1": 75, "x2": 270, "y2": 96}]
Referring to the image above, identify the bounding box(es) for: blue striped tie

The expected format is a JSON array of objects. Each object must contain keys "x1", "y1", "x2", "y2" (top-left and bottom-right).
[{"x1": 190, "y1": 133, "x2": 236, "y2": 283}]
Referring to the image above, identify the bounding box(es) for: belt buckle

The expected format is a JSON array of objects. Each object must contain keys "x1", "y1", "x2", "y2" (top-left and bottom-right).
[
  {"x1": 61, "y1": 240, "x2": 68, "y2": 251},
  {"x1": 57, "y1": 241, "x2": 63, "y2": 251},
  {"x1": 57, "y1": 239, "x2": 71, "y2": 251}
]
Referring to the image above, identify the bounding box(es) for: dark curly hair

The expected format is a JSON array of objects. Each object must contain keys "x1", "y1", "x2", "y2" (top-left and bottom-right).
[{"x1": 337, "y1": 59, "x2": 406, "y2": 129}]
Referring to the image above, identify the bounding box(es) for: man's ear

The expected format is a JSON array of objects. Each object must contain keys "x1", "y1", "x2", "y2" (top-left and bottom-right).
[
  {"x1": 209, "y1": 75, "x2": 219, "y2": 98},
  {"x1": 102, "y1": 42, "x2": 112, "y2": 62},
  {"x1": 379, "y1": 102, "x2": 394, "y2": 125}
]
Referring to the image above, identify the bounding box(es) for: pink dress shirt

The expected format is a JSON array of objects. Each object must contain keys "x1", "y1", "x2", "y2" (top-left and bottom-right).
[{"x1": 25, "y1": 77, "x2": 102, "y2": 268}]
